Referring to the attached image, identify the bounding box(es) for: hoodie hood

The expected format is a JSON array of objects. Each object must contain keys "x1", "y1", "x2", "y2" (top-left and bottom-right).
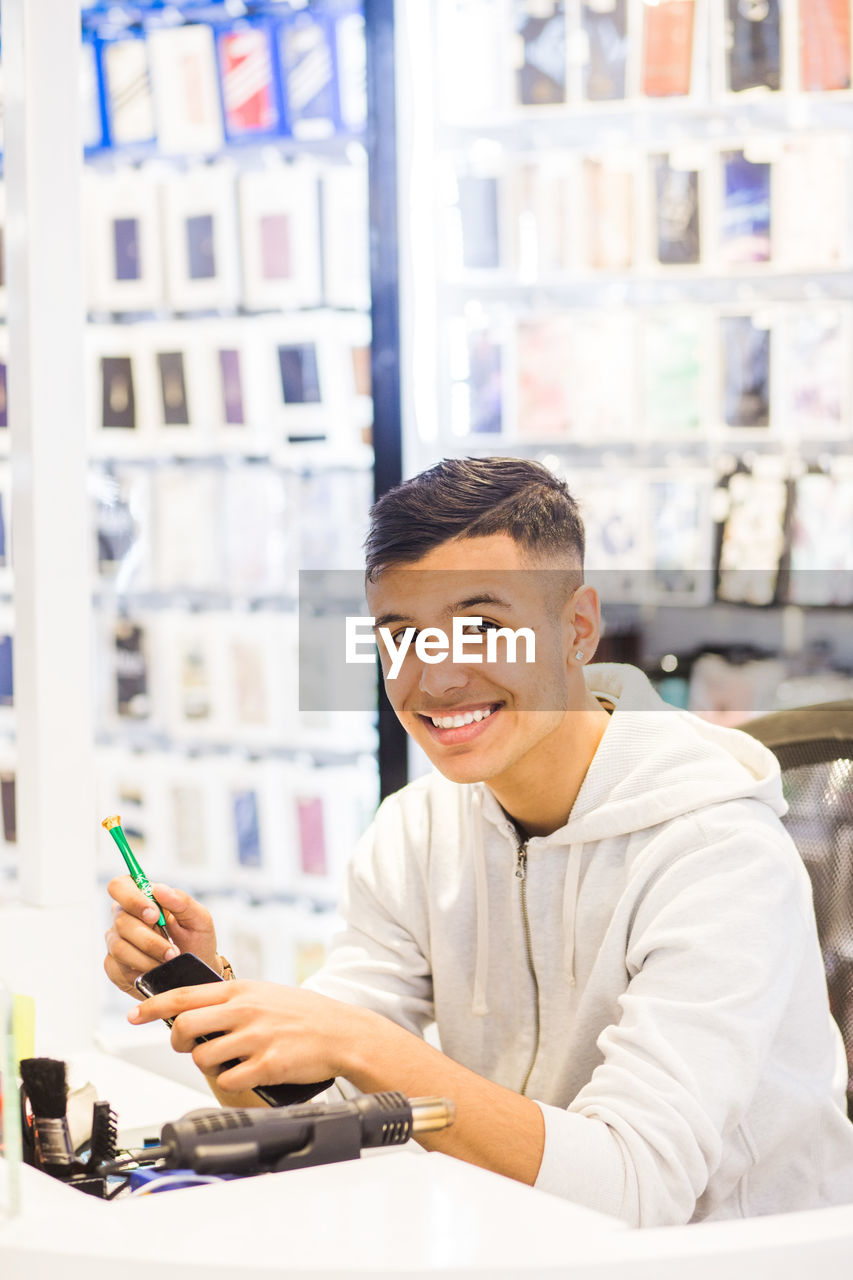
[
  {"x1": 480, "y1": 662, "x2": 787, "y2": 847},
  {"x1": 470, "y1": 663, "x2": 786, "y2": 1008}
]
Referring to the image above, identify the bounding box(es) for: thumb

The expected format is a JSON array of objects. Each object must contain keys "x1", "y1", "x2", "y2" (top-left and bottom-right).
[{"x1": 151, "y1": 884, "x2": 213, "y2": 936}]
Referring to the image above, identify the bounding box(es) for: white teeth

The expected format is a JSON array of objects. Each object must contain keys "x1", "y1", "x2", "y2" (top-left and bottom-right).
[{"x1": 430, "y1": 706, "x2": 494, "y2": 729}]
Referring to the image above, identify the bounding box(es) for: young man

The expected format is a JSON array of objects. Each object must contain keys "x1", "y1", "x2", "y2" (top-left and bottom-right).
[{"x1": 105, "y1": 456, "x2": 853, "y2": 1227}]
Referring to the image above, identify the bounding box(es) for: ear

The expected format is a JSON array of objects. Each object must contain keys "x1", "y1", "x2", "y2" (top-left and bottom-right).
[{"x1": 567, "y1": 585, "x2": 601, "y2": 663}]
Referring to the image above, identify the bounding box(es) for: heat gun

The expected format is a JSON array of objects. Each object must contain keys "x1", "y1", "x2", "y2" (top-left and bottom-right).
[{"x1": 104, "y1": 1091, "x2": 455, "y2": 1178}]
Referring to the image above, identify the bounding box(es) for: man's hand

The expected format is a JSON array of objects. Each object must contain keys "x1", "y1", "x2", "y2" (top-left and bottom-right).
[
  {"x1": 127, "y1": 979, "x2": 546, "y2": 1185},
  {"x1": 127, "y1": 980, "x2": 360, "y2": 1090},
  {"x1": 104, "y1": 877, "x2": 220, "y2": 997}
]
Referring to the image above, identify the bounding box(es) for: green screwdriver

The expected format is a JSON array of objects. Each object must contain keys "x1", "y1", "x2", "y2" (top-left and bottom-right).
[{"x1": 101, "y1": 814, "x2": 174, "y2": 944}]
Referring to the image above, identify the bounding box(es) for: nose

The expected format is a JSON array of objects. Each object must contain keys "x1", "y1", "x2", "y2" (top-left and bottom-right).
[{"x1": 418, "y1": 659, "x2": 469, "y2": 699}]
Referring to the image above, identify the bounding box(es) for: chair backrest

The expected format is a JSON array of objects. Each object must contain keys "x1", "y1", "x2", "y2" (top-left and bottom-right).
[{"x1": 742, "y1": 701, "x2": 853, "y2": 1120}]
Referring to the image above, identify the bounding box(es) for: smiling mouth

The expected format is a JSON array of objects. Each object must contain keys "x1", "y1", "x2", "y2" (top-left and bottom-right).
[{"x1": 417, "y1": 702, "x2": 502, "y2": 738}]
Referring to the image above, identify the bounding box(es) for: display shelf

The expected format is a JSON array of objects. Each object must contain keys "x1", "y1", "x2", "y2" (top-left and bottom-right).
[{"x1": 436, "y1": 93, "x2": 853, "y2": 151}]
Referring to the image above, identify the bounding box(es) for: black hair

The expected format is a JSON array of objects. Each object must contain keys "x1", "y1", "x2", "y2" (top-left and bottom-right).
[{"x1": 365, "y1": 457, "x2": 585, "y2": 579}]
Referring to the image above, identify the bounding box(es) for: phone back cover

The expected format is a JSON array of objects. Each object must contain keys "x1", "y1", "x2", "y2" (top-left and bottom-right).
[
  {"x1": 515, "y1": 0, "x2": 568, "y2": 105},
  {"x1": 581, "y1": 0, "x2": 628, "y2": 101},
  {"x1": 726, "y1": 0, "x2": 781, "y2": 92},
  {"x1": 643, "y1": 0, "x2": 694, "y2": 97},
  {"x1": 800, "y1": 0, "x2": 851, "y2": 90}
]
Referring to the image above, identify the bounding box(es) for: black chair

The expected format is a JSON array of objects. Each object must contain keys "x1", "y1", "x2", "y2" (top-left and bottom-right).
[{"x1": 742, "y1": 701, "x2": 853, "y2": 1119}]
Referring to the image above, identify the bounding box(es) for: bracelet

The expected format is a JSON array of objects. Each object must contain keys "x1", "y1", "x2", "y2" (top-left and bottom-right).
[{"x1": 218, "y1": 954, "x2": 236, "y2": 981}]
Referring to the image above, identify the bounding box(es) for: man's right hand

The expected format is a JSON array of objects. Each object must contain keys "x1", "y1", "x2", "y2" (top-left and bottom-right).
[{"x1": 104, "y1": 877, "x2": 220, "y2": 998}]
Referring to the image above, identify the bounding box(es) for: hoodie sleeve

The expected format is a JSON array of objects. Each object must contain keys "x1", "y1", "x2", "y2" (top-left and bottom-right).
[
  {"x1": 302, "y1": 792, "x2": 436, "y2": 1038},
  {"x1": 533, "y1": 804, "x2": 825, "y2": 1227}
]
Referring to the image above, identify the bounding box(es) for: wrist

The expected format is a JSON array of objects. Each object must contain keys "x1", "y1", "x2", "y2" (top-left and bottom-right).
[{"x1": 336, "y1": 1004, "x2": 403, "y2": 1089}]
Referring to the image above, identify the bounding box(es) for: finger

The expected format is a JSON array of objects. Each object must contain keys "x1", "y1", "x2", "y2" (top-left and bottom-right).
[
  {"x1": 104, "y1": 954, "x2": 143, "y2": 998},
  {"x1": 169, "y1": 1006, "x2": 240, "y2": 1052},
  {"x1": 150, "y1": 885, "x2": 214, "y2": 937},
  {"x1": 109, "y1": 915, "x2": 179, "y2": 969},
  {"x1": 107, "y1": 874, "x2": 159, "y2": 921},
  {"x1": 128, "y1": 981, "x2": 229, "y2": 1026}
]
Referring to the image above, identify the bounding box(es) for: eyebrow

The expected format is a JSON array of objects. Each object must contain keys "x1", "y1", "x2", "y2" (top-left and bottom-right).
[{"x1": 373, "y1": 594, "x2": 515, "y2": 631}]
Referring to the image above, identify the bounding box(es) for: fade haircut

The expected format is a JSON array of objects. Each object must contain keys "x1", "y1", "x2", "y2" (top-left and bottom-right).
[{"x1": 365, "y1": 457, "x2": 585, "y2": 580}]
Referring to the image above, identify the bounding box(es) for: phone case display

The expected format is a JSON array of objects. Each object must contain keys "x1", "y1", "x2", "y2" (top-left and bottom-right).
[
  {"x1": 160, "y1": 611, "x2": 227, "y2": 742},
  {"x1": 581, "y1": 0, "x2": 628, "y2": 102},
  {"x1": 238, "y1": 163, "x2": 322, "y2": 311},
  {"x1": 788, "y1": 470, "x2": 853, "y2": 606},
  {"x1": 147, "y1": 23, "x2": 224, "y2": 156},
  {"x1": 220, "y1": 465, "x2": 297, "y2": 598},
  {"x1": 506, "y1": 155, "x2": 580, "y2": 277},
  {"x1": 583, "y1": 156, "x2": 635, "y2": 270},
  {"x1": 216, "y1": 21, "x2": 283, "y2": 141},
  {"x1": 264, "y1": 312, "x2": 372, "y2": 449},
  {"x1": 87, "y1": 325, "x2": 159, "y2": 455},
  {"x1": 322, "y1": 161, "x2": 371, "y2": 309},
  {"x1": 83, "y1": 169, "x2": 165, "y2": 314},
  {"x1": 651, "y1": 153, "x2": 701, "y2": 266},
  {"x1": 642, "y1": 311, "x2": 706, "y2": 437},
  {"x1": 97, "y1": 613, "x2": 161, "y2": 733},
  {"x1": 715, "y1": 468, "x2": 788, "y2": 606},
  {"x1": 334, "y1": 5, "x2": 369, "y2": 133},
  {"x1": 516, "y1": 312, "x2": 635, "y2": 441},
  {"x1": 151, "y1": 468, "x2": 225, "y2": 593},
  {"x1": 447, "y1": 313, "x2": 509, "y2": 438},
  {"x1": 161, "y1": 162, "x2": 241, "y2": 311},
  {"x1": 720, "y1": 313, "x2": 772, "y2": 430},
  {"x1": 91, "y1": 465, "x2": 152, "y2": 592},
  {"x1": 102, "y1": 34, "x2": 158, "y2": 147},
  {"x1": 649, "y1": 472, "x2": 714, "y2": 604},
  {"x1": 780, "y1": 308, "x2": 849, "y2": 440},
  {"x1": 513, "y1": 0, "x2": 567, "y2": 106},
  {"x1": 573, "y1": 470, "x2": 649, "y2": 603},
  {"x1": 451, "y1": 171, "x2": 504, "y2": 273},
  {"x1": 296, "y1": 468, "x2": 373, "y2": 572},
  {"x1": 799, "y1": 0, "x2": 851, "y2": 92},
  {"x1": 278, "y1": 7, "x2": 339, "y2": 140},
  {"x1": 719, "y1": 149, "x2": 771, "y2": 266},
  {"x1": 641, "y1": 0, "x2": 695, "y2": 98},
  {"x1": 724, "y1": 0, "x2": 781, "y2": 94},
  {"x1": 95, "y1": 748, "x2": 170, "y2": 876},
  {"x1": 773, "y1": 136, "x2": 849, "y2": 270}
]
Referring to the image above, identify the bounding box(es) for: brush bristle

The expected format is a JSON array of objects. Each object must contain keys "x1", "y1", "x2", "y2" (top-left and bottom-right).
[
  {"x1": 88, "y1": 1101, "x2": 118, "y2": 1171},
  {"x1": 19, "y1": 1058, "x2": 69, "y2": 1119}
]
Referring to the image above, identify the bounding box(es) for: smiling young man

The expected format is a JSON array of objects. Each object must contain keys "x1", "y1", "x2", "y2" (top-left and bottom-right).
[{"x1": 105, "y1": 456, "x2": 853, "y2": 1227}]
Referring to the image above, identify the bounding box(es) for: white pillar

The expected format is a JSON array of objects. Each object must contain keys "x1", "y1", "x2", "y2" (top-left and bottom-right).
[{"x1": 1, "y1": 0, "x2": 97, "y2": 1051}]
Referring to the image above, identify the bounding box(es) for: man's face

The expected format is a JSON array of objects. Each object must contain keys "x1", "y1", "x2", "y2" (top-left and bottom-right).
[{"x1": 365, "y1": 533, "x2": 590, "y2": 790}]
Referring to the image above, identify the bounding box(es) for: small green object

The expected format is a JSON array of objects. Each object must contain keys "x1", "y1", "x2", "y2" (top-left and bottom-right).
[{"x1": 101, "y1": 814, "x2": 168, "y2": 932}]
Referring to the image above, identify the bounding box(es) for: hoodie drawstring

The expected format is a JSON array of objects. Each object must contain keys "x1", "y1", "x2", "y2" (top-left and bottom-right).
[
  {"x1": 562, "y1": 843, "x2": 583, "y2": 987},
  {"x1": 471, "y1": 789, "x2": 490, "y2": 1016}
]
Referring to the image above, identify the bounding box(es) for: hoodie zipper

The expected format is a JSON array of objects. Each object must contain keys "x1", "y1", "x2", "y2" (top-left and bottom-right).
[{"x1": 514, "y1": 838, "x2": 541, "y2": 1097}]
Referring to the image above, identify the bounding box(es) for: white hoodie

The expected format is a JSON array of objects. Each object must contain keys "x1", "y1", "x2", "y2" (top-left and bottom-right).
[{"x1": 306, "y1": 663, "x2": 853, "y2": 1226}]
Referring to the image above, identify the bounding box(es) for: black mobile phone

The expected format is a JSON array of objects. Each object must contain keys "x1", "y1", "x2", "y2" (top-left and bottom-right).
[{"x1": 135, "y1": 952, "x2": 334, "y2": 1108}]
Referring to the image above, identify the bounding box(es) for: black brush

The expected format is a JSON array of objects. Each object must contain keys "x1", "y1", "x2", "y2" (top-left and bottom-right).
[
  {"x1": 87, "y1": 1101, "x2": 118, "y2": 1173},
  {"x1": 19, "y1": 1057, "x2": 81, "y2": 1179}
]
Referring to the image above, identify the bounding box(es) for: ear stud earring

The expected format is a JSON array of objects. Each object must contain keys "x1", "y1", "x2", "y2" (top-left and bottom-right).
[{"x1": 575, "y1": 650, "x2": 584, "y2": 662}]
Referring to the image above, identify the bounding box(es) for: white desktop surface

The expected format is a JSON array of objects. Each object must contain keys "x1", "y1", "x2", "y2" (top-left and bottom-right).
[{"x1": 2, "y1": 1050, "x2": 853, "y2": 1278}]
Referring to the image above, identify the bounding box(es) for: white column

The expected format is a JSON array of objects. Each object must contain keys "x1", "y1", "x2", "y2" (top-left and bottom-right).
[{"x1": 1, "y1": 0, "x2": 97, "y2": 1050}]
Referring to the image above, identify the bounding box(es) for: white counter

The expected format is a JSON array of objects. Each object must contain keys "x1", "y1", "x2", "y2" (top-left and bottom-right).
[{"x1": 2, "y1": 1050, "x2": 853, "y2": 1279}]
